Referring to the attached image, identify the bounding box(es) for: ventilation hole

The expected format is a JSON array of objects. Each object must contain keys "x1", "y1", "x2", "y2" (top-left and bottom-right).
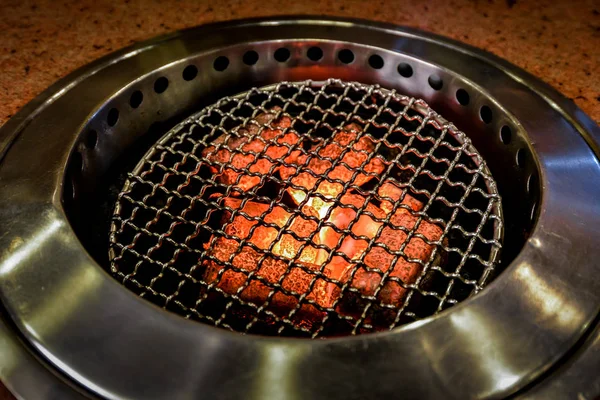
[
  {"x1": 274, "y1": 47, "x2": 290, "y2": 62},
  {"x1": 338, "y1": 49, "x2": 354, "y2": 64},
  {"x1": 456, "y1": 89, "x2": 470, "y2": 106},
  {"x1": 368, "y1": 54, "x2": 384, "y2": 69},
  {"x1": 500, "y1": 125, "x2": 512, "y2": 144},
  {"x1": 71, "y1": 151, "x2": 83, "y2": 172},
  {"x1": 64, "y1": 178, "x2": 75, "y2": 201},
  {"x1": 480, "y1": 106, "x2": 493, "y2": 124},
  {"x1": 154, "y1": 77, "x2": 169, "y2": 94},
  {"x1": 243, "y1": 50, "x2": 259, "y2": 66},
  {"x1": 107, "y1": 108, "x2": 119, "y2": 126},
  {"x1": 182, "y1": 65, "x2": 198, "y2": 81},
  {"x1": 428, "y1": 75, "x2": 443, "y2": 90},
  {"x1": 527, "y1": 173, "x2": 538, "y2": 195},
  {"x1": 307, "y1": 47, "x2": 323, "y2": 61},
  {"x1": 516, "y1": 148, "x2": 526, "y2": 167},
  {"x1": 213, "y1": 56, "x2": 229, "y2": 71},
  {"x1": 84, "y1": 130, "x2": 98, "y2": 149},
  {"x1": 65, "y1": 152, "x2": 82, "y2": 201},
  {"x1": 129, "y1": 90, "x2": 143, "y2": 109},
  {"x1": 397, "y1": 62, "x2": 413, "y2": 78}
]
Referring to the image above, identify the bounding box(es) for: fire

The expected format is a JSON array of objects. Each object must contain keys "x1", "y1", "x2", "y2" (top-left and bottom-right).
[{"x1": 200, "y1": 109, "x2": 444, "y2": 332}]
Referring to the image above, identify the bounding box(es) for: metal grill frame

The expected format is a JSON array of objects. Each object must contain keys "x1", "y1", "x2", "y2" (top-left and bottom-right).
[{"x1": 109, "y1": 79, "x2": 503, "y2": 337}]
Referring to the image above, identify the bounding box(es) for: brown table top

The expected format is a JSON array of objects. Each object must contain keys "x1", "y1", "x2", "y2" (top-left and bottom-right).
[{"x1": 0, "y1": 0, "x2": 598, "y2": 398}]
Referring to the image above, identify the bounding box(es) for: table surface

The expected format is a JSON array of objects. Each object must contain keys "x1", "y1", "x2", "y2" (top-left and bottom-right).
[{"x1": 0, "y1": 0, "x2": 598, "y2": 398}]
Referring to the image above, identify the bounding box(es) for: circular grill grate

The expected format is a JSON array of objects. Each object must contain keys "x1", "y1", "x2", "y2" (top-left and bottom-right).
[{"x1": 109, "y1": 79, "x2": 503, "y2": 338}]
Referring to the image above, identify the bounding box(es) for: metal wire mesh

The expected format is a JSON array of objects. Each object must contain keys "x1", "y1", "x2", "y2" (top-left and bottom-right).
[{"x1": 109, "y1": 79, "x2": 503, "y2": 338}]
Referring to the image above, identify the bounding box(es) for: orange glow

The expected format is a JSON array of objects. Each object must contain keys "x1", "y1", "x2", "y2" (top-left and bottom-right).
[{"x1": 201, "y1": 112, "x2": 444, "y2": 331}]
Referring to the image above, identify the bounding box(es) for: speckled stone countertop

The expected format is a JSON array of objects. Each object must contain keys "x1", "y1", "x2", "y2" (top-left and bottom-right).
[{"x1": 0, "y1": 0, "x2": 598, "y2": 398}]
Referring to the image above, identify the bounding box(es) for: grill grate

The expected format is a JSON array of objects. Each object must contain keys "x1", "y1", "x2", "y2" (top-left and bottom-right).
[{"x1": 109, "y1": 79, "x2": 503, "y2": 338}]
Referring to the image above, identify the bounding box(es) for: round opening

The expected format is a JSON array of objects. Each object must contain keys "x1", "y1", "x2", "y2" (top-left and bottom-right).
[
  {"x1": 129, "y1": 90, "x2": 143, "y2": 109},
  {"x1": 337, "y1": 49, "x2": 354, "y2": 64},
  {"x1": 154, "y1": 77, "x2": 169, "y2": 94},
  {"x1": 527, "y1": 173, "x2": 538, "y2": 195},
  {"x1": 500, "y1": 125, "x2": 512, "y2": 144},
  {"x1": 456, "y1": 89, "x2": 470, "y2": 106},
  {"x1": 107, "y1": 108, "x2": 119, "y2": 126},
  {"x1": 428, "y1": 75, "x2": 443, "y2": 90},
  {"x1": 307, "y1": 46, "x2": 323, "y2": 61},
  {"x1": 64, "y1": 178, "x2": 75, "y2": 201},
  {"x1": 84, "y1": 130, "x2": 98, "y2": 149},
  {"x1": 182, "y1": 65, "x2": 198, "y2": 81},
  {"x1": 243, "y1": 50, "x2": 259, "y2": 66},
  {"x1": 71, "y1": 151, "x2": 83, "y2": 172},
  {"x1": 368, "y1": 54, "x2": 384, "y2": 69},
  {"x1": 213, "y1": 56, "x2": 230, "y2": 72},
  {"x1": 274, "y1": 47, "x2": 291, "y2": 62},
  {"x1": 480, "y1": 106, "x2": 493, "y2": 124},
  {"x1": 516, "y1": 148, "x2": 526, "y2": 167},
  {"x1": 397, "y1": 63, "x2": 413, "y2": 78}
]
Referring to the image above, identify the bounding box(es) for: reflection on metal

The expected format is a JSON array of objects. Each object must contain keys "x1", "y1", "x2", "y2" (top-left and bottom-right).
[
  {"x1": 35, "y1": 344, "x2": 115, "y2": 400},
  {"x1": 530, "y1": 238, "x2": 543, "y2": 249},
  {"x1": 515, "y1": 263, "x2": 582, "y2": 330},
  {"x1": 23, "y1": 261, "x2": 101, "y2": 337},
  {"x1": 450, "y1": 311, "x2": 520, "y2": 394},
  {"x1": 0, "y1": 219, "x2": 62, "y2": 277},
  {"x1": 253, "y1": 345, "x2": 304, "y2": 400},
  {"x1": 0, "y1": 317, "x2": 87, "y2": 399},
  {"x1": 0, "y1": 321, "x2": 19, "y2": 382}
]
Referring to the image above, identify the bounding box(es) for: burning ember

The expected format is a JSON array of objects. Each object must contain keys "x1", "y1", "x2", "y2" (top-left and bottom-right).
[{"x1": 201, "y1": 109, "x2": 443, "y2": 333}]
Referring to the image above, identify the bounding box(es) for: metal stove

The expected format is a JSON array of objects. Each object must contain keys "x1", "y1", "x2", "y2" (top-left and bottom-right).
[{"x1": 0, "y1": 16, "x2": 599, "y2": 400}]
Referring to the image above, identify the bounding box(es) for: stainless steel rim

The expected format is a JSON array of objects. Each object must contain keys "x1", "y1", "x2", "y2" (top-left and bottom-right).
[{"x1": 0, "y1": 16, "x2": 599, "y2": 400}]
